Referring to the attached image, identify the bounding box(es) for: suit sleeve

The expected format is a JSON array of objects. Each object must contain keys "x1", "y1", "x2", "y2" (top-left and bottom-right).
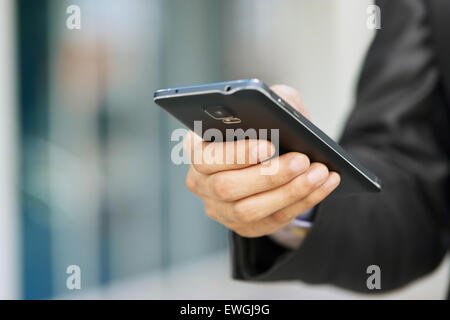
[{"x1": 230, "y1": 0, "x2": 450, "y2": 293}]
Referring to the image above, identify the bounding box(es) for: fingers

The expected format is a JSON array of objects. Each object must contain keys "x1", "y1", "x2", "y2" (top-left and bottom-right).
[
  {"x1": 204, "y1": 163, "x2": 332, "y2": 224},
  {"x1": 271, "y1": 84, "x2": 310, "y2": 120},
  {"x1": 183, "y1": 131, "x2": 275, "y2": 175},
  {"x1": 228, "y1": 163, "x2": 330, "y2": 223},
  {"x1": 269, "y1": 172, "x2": 341, "y2": 224},
  {"x1": 191, "y1": 152, "x2": 310, "y2": 201},
  {"x1": 224, "y1": 172, "x2": 341, "y2": 238}
]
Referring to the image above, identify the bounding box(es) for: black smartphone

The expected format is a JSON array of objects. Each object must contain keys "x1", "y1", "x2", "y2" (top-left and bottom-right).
[{"x1": 154, "y1": 79, "x2": 382, "y2": 194}]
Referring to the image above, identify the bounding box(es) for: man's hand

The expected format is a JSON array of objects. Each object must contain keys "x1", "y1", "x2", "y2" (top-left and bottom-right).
[{"x1": 183, "y1": 85, "x2": 341, "y2": 238}]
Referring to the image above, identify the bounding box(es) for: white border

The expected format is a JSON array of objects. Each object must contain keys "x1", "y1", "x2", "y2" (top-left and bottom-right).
[{"x1": 0, "y1": 0, "x2": 20, "y2": 299}]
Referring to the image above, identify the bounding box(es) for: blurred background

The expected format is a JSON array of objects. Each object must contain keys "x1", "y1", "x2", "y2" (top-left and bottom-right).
[{"x1": 0, "y1": 0, "x2": 448, "y2": 299}]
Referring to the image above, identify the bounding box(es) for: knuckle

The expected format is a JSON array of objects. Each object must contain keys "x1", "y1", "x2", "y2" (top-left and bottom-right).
[
  {"x1": 211, "y1": 174, "x2": 234, "y2": 200},
  {"x1": 234, "y1": 227, "x2": 259, "y2": 239},
  {"x1": 192, "y1": 162, "x2": 209, "y2": 175},
  {"x1": 286, "y1": 178, "x2": 306, "y2": 201},
  {"x1": 185, "y1": 169, "x2": 197, "y2": 192},
  {"x1": 233, "y1": 228, "x2": 249, "y2": 238},
  {"x1": 265, "y1": 168, "x2": 282, "y2": 185},
  {"x1": 204, "y1": 206, "x2": 218, "y2": 221},
  {"x1": 232, "y1": 202, "x2": 256, "y2": 224},
  {"x1": 271, "y1": 210, "x2": 292, "y2": 224}
]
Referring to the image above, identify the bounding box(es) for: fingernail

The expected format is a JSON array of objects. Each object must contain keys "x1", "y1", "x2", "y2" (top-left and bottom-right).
[
  {"x1": 307, "y1": 165, "x2": 328, "y2": 185},
  {"x1": 290, "y1": 156, "x2": 308, "y2": 173}
]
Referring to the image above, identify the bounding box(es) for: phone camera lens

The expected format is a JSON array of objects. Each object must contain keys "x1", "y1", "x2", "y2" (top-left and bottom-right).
[{"x1": 222, "y1": 117, "x2": 241, "y2": 125}]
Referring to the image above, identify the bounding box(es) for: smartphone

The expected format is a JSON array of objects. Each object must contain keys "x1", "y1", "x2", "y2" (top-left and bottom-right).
[{"x1": 154, "y1": 79, "x2": 382, "y2": 194}]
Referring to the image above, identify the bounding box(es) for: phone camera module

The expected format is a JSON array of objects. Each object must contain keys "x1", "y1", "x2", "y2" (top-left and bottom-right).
[{"x1": 204, "y1": 106, "x2": 241, "y2": 124}]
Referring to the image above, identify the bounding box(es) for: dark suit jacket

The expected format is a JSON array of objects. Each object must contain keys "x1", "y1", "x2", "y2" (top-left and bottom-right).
[{"x1": 231, "y1": 0, "x2": 450, "y2": 295}]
